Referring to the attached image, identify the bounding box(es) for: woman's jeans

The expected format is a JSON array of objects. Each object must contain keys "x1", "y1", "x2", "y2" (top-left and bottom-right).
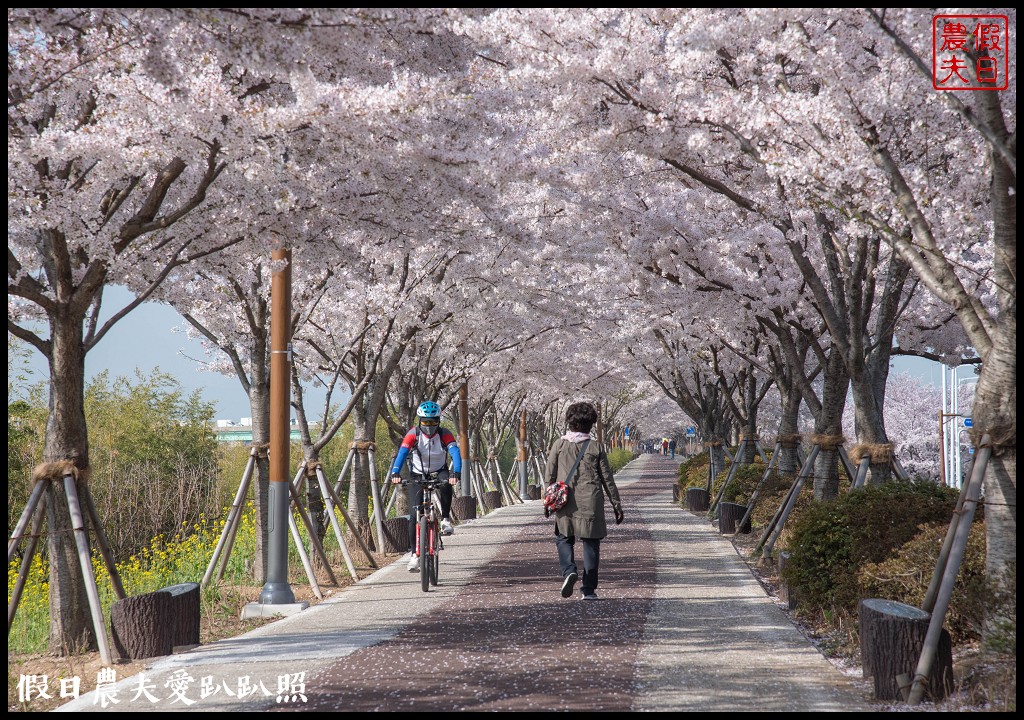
[{"x1": 555, "y1": 531, "x2": 601, "y2": 594}]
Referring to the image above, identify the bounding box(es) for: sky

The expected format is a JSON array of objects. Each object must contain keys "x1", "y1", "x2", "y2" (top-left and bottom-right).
[
  {"x1": 14, "y1": 286, "x2": 328, "y2": 422},
  {"x1": 13, "y1": 286, "x2": 957, "y2": 423}
]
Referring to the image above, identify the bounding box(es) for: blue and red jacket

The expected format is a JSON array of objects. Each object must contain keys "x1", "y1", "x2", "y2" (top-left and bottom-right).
[{"x1": 391, "y1": 426, "x2": 462, "y2": 476}]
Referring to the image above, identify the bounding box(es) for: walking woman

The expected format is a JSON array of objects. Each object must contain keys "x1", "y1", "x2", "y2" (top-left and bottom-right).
[{"x1": 545, "y1": 401, "x2": 624, "y2": 600}]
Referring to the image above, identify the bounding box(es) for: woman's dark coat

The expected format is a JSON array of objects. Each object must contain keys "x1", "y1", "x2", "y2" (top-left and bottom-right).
[{"x1": 545, "y1": 438, "x2": 622, "y2": 539}]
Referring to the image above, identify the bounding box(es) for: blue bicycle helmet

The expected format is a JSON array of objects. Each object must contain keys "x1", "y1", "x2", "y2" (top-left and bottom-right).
[{"x1": 416, "y1": 401, "x2": 441, "y2": 420}]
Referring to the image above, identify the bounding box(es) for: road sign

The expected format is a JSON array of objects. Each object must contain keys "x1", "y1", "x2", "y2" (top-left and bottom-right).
[
  {"x1": 686, "y1": 427, "x2": 696, "y2": 437},
  {"x1": 968, "y1": 447, "x2": 975, "y2": 454},
  {"x1": 964, "y1": 418, "x2": 973, "y2": 427}
]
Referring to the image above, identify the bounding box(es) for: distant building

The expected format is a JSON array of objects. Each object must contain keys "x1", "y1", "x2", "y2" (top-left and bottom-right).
[{"x1": 211, "y1": 419, "x2": 318, "y2": 443}]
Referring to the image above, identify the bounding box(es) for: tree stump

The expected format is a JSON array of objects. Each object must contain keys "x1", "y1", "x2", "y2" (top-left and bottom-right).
[
  {"x1": 382, "y1": 516, "x2": 410, "y2": 554},
  {"x1": 482, "y1": 490, "x2": 503, "y2": 513},
  {"x1": 527, "y1": 485, "x2": 541, "y2": 500},
  {"x1": 859, "y1": 598, "x2": 954, "y2": 701},
  {"x1": 111, "y1": 590, "x2": 173, "y2": 660},
  {"x1": 451, "y1": 495, "x2": 477, "y2": 523},
  {"x1": 163, "y1": 582, "x2": 200, "y2": 648},
  {"x1": 719, "y1": 502, "x2": 751, "y2": 534},
  {"x1": 777, "y1": 551, "x2": 798, "y2": 610},
  {"x1": 685, "y1": 487, "x2": 709, "y2": 512}
]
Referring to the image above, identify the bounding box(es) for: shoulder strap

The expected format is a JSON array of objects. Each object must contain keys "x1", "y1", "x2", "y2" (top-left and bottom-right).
[
  {"x1": 412, "y1": 427, "x2": 424, "y2": 463},
  {"x1": 563, "y1": 439, "x2": 590, "y2": 486}
]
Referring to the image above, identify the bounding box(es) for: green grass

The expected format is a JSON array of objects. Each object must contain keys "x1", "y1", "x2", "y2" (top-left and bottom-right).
[{"x1": 7, "y1": 501, "x2": 358, "y2": 654}]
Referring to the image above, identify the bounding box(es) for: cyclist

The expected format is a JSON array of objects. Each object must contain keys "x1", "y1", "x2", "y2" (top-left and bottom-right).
[{"x1": 390, "y1": 401, "x2": 462, "y2": 572}]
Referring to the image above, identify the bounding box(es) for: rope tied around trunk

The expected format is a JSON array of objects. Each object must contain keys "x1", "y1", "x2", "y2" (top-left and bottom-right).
[
  {"x1": 31, "y1": 460, "x2": 88, "y2": 486},
  {"x1": 849, "y1": 443, "x2": 896, "y2": 464},
  {"x1": 810, "y1": 433, "x2": 846, "y2": 451}
]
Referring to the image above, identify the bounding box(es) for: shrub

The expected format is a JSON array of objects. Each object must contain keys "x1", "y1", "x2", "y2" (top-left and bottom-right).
[
  {"x1": 781, "y1": 480, "x2": 958, "y2": 613},
  {"x1": 722, "y1": 463, "x2": 765, "y2": 505},
  {"x1": 677, "y1": 454, "x2": 710, "y2": 489},
  {"x1": 607, "y1": 448, "x2": 632, "y2": 474},
  {"x1": 857, "y1": 521, "x2": 987, "y2": 644}
]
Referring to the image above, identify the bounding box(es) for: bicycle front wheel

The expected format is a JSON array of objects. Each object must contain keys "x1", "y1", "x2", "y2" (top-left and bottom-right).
[
  {"x1": 419, "y1": 516, "x2": 430, "y2": 592},
  {"x1": 429, "y1": 525, "x2": 439, "y2": 586}
]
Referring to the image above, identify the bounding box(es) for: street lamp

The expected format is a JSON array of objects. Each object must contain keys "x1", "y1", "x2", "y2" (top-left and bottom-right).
[{"x1": 941, "y1": 364, "x2": 978, "y2": 489}]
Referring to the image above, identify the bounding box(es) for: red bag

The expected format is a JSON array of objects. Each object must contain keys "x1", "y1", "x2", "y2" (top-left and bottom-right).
[
  {"x1": 542, "y1": 440, "x2": 589, "y2": 515},
  {"x1": 543, "y1": 481, "x2": 570, "y2": 511}
]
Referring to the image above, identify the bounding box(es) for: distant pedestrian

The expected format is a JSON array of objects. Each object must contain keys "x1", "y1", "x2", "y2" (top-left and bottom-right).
[
  {"x1": 669, "y1": 438, "x2": 677, "y2": 459},
  {"x1": 662, "y1": 438, "x2": 669, "y2": 455},
  {"x1": 545, "y1": 401, "x2": 623, "y2": 601}
]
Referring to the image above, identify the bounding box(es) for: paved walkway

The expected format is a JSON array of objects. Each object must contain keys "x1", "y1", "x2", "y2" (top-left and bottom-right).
[{"x1": 57, "y1": 455, "x2": 870, "y2": 712}]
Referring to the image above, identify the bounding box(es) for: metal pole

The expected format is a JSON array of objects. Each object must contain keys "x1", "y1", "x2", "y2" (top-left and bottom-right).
[
  {"x1": 63, "y1": 475, "x2": 112, "y2": 665},
  {"x1": 922, "y1": 452, "x2": 975, "y2": 613},
  {"x1": 852, "y1": 457, "x2": 871, "y2": 489},
  {"x1": 287, "y1": 480, "x2": 337, "y2": 586},
  {"x1": 738, "y1": 442, "x2": 779, "y2": 531},
  {"x1": 81, "y1": 484, "x2": 126, "y2": 600},
  {"x1": 952, "y1": 368, "x2": 960, "y2": 487},
  {"x1": 259, "y1": 244, "x2": 295, "y2": 605},
  {"x1": 203, "y1": 449, "x2": 257, "y2": 588},
  {"x1": 941, "y1": 365, "x2": 948, "y2": 485},
  {"x1": 367, "y1": 447, "x2": 386, "y2": 553},
  {"x1": 709, "y1": 438, "x2": 746, "y2": 516},
  {"x1": 285, "y1": 484, "x2": 323, "y2": 601},
  {"x1": 332, "y1": 447, "x2": 356, "y2": 499},
  {"x1": 8, "y1": 493, "x2": 46, "y2": 633},
  {"x1": 837, "y1": 445, "x2": 857, "y2": 484},
  {"x1": 317, "y1": 466, "x2": 377, "y2": 568},
  {"x1": 761, "y1": 445, "x2": 821, "y2": 559},
  {"x1": 314, "y1": 466, "x2": 359, "y2": 578},
  {"x1": 8, "y1": 480, "x2": 46, "y2": 563},
  {"x1": 907, "y1": 438, "x2": 991, "y2": 706},
  {"x1": 518, "y1": 408, "x2": 529, "y2": 500},
  {"x1": 458, "y1": 383, "x2": 472, "y2": 497},
  {"x1": 938, "y1": 409, "x2": 947, "y2": 487}
]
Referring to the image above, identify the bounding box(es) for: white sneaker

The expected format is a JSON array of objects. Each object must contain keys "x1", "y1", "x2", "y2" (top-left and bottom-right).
[
  {"x1": 407, "y1": 553, "x2": 419, "y2": 572},
  {"x1": 440, "y1": 519, "x2": 454, "y2": 536}
]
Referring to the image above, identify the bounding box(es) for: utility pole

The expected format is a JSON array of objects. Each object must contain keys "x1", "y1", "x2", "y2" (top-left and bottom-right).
[{"x1": 258, "y1": 245, "x2": 296, "y2": 606}]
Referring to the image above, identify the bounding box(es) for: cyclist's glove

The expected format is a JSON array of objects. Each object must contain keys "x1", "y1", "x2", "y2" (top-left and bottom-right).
[
  {"x1": 390, "y1": 473, "x2": 402, "y2": 484},
  {"x1": 451, "y1": 472, "x2": 461, "y2": 483}
]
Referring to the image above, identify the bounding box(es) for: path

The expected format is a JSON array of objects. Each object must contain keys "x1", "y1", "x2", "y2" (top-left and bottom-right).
[{"x1": 56, "y1": 454, "x2": 870, "y2": 712}]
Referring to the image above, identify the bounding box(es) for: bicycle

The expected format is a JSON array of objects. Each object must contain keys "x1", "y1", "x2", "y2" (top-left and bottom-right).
[{"x1": 403, "y1": 474, "x2": 446, "y2": 592}]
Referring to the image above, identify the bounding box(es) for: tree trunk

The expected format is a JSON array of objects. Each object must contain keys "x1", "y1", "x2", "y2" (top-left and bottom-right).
[
  {"x1": 850, "y1": 371, "x2": 893, "y2": 485},
  {"x1": 813, "y1": 350, "x2": 848, "y2": 500},
  {"x1": 482, "y1": 490, "x2": 503, "y2": 513},
  {"x1": 685, "y1": 487, "x2": 710, "y2": 512},
  {"x1": 110, "y1": 591, "x2": 173, "y2": 660},
  {"x1": 973, "y1": 327, "x2": 1016, "y2": 645},
  {"x1": 859, "y1": 599, "x2": 953, "y2": 701},
  {"x1": 248, "y1": 379, "x2": 271, "y2": 583},
  {"x1": 451, "y1": 495, "x2": 477, "y2": 522},
  {"x1": 347, "y1": 403, "x2": 376, "y2": 551},
  {"x1": 719, "y1": 502, "x2": 751, "y2": 534},
  {"x1": 45, "y1": 310, "x2": 95, "y2": 654},
  {"x1": 381, "y1": 517, "x2": 410, "y2": 554},
  {"x1": 777, "y1": 383, "x2": 802, "y2": 476}
]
